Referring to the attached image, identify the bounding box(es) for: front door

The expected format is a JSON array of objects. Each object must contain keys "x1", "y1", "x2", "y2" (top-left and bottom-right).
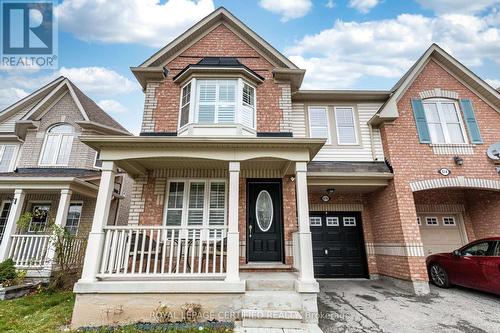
[{"x1": 247, "y1": 180, "x2": 283, "y2": 262}]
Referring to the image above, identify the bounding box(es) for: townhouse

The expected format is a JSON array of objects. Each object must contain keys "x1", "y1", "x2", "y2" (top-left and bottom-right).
[
  {"x1": 70, "y1": 7, "x2": 499, "y2": 331},
  {"x1": 0, "y1": 77, "x2": 131, "y2": 279}
]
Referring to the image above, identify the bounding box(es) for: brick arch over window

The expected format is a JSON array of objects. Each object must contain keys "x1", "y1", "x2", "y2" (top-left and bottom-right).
[
  {"x1": 418, "y1": 88, "x2": 459, "y2": 100},
  {"x1": 410, "y1": 177, "x2": 500, "y2": 192}
]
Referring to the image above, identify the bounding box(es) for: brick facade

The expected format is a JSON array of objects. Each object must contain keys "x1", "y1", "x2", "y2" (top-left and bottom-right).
[{"x1": 142, "y1": 24, "x2": 288, "y2": 134}]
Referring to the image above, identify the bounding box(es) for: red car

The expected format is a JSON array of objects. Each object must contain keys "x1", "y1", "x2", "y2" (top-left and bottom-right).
[{"x1": 426, "y1": 237, "x2": 500, "y2": 295}]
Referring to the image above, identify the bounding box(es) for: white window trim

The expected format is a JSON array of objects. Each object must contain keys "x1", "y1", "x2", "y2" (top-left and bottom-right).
[
  {"x1": 334, "y1": 106, "x2": 359, "y2": 146},
  {"x1": 27, "y1": 201, "x2": 52, "y2": 233},
  {"x1": 442, "y1": 216, "x2": 457, "y2": 226},
  {"x1": 425, "y1": 216, "x2": 439, "y2": 226},
  {"x1": 326, "y1": 216, "x2": 339, "y2": 226},
  {"x1": 38, "y1": 124, "x2": 75, "y2": 167},
  {"x1": 0, "y1": 144, "x2": 19, "y2": 172},
  {"x1": 0, "y1": 200, "x2": 12, "y2": 241},
  {"x1": 308, "y1": 105, "x2": 331, "y2": 144},
  {"x1": 422, "y1": 98, "x2": 469, "y2": 144},
  {"x1": 343, "y1": 217, "x2": 356, "y2": 227},
  {"x1": 163, "y1": 178, "x2": 228, "y2": 229},
  {"x1": 309, "y1": 216, "x2": 322, "y2": 226},
  {"x1": 65, "y1": 201, "x2": 83, "y2": 236},
  {"x1": 177, "y1": 78, "x2": 256, "y2": 131}
]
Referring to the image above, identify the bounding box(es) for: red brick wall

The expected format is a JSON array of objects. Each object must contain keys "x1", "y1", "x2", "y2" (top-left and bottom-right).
[
  {"x1": 465, "y1": 190, "x2": 500, "y2": 238},
  {"x1": 152, "y1": 24, "x2": 284, "y2": 133},
  {"x1": 370, "y1": 58, "x2": 500, "y2": 282}
]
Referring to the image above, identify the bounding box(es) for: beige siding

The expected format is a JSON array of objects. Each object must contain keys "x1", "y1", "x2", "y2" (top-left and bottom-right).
[
  {"x1": 292, "y1": 102, "x2": 385, "y2": 161},
  {"x1": 0, "y1": 103, "x2": 35, "y2": 133}
]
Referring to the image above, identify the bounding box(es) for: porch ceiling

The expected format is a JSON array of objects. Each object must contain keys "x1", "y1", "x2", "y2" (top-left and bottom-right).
[{"x1": 81, "y1": 135, "x2": 326, "y2": 177}]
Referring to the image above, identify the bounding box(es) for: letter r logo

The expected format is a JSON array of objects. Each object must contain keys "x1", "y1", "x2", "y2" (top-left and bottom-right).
[{"x1": 2, "y1": 1, "x2": 53, "y2": 54}]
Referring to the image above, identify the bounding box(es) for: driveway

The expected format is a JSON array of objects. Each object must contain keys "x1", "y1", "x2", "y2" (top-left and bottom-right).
[{"x1": 318, "y1": 279, "x2": 500, "y2": 333}]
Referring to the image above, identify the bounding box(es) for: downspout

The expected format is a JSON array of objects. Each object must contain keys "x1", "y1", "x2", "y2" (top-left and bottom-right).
[{"x1": 368, "y1": 122, "x2": 377, "y2": 161}]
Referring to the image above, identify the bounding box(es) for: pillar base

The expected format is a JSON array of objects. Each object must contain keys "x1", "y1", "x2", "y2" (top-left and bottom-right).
[{"x1": 379, "y1": 275, "x2": 430, "y2": 295}]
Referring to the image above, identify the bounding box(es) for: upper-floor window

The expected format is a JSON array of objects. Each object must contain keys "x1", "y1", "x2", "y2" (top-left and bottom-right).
[
  {"x1": 334, "y1": 107, "x2": 358, "y2": 145},
  {"x1": 422, "y1": 99, "x2": 467, "y2": 144},
  {"x1": 179, "y1": 78, "x2": 256, "y2": 130},
  {"x1": 0, "y1": 145, "x2": 18, "y2": 172},
  {"x1": 39, "y1": 124, "x2": 75, "y2": 166},
  {"x1": 308, "y1": 106, "x2": 330, "y2": 144}
]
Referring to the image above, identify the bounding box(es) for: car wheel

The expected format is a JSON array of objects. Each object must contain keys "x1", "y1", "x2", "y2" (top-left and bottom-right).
[{"x1": 429, "y1": 264, "x2": 450, "y2": 288}]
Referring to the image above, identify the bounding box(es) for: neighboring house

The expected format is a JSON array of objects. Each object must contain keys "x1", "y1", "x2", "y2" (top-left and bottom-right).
[
  {"x1": 0, "y1": 76, "x2": 131, "y2": 280},
  {"x1": 71, "y1": 7, "x2": 500, "y2": 331}
]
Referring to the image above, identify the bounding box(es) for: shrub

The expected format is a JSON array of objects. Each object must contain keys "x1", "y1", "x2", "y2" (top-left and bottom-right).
[{"x1": 0, "y1": 259, "x2": 17, "y2": 285}]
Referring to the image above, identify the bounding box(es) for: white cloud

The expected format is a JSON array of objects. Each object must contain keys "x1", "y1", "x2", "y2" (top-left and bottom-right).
[
  {"x1": 416, "y1": 0, "x2": 500, "y2": 14},
  {"x1": 0, "y1": 67, "x2": 138, "y2": 110},
  {"x1": 348, "y1": 0, "x2": 380, "y2": 14},
  {"x1": 259, "y1": 0, "x2": 313, "y2": 22},
  {"x1": 286, "y1": 12, "x2": 500, "y2": 88},
  {"x1": 98, "y1": 99, "x2": 129, "y2": 114},
  {"x1": 485, "y1": 78, "x2": 500, "y2": 89},
  {"x1": 59, "y1": 67, "x2": 138, "y2": 96},
  {"x1": 326, "y1": 0, "x2": 335, "y2": 9},
  {"x1": 56, "y1": 0, "x2": 215, "y2": 47}
]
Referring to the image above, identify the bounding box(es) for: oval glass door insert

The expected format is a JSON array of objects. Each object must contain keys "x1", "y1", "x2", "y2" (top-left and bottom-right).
[{"x1": 256, "y1": 190, "x2": 273, "y2": 232}]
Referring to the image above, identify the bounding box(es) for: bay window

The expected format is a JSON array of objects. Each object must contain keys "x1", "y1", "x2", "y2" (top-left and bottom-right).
[
  {"x1": 165, "y1": 179, "x2": 227, "y2": 230},
  {"x1": 178, "y1": 78, "x2": 256, "y2": 130},
  {"x1": 423, "y1": 99, "x2": 467, "y2": 144}
]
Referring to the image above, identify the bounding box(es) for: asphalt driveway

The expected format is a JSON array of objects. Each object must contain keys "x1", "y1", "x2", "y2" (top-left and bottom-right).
[{"x1": 318, "y1": 279, "x2": 500, "y2": 333}]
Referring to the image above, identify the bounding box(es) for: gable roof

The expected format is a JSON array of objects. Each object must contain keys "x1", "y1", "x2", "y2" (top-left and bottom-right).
[
  {"x1": 369, "y1": 44, "x2": 500, "y2": 126},
  {"x1": 1, "y1": 77, "x2": 130, "y2": 135},
  {"x1": 139, "y1": 7, "x2": 298, "y2": 70}
]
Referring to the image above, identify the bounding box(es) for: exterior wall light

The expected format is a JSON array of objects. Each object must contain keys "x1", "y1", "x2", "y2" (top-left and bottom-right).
[{"x1": 453, "y1": 156, "x2": 464, "y2": 166}]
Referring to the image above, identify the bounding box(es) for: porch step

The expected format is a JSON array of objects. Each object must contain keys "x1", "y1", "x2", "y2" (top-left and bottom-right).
[
  {"x1": 244, "y1": 291, "x2": 302, "y2": 310},
  {"x1": 240, "y1": 262, "x2": 294, "y2": 272},
  {"x1": 241, "y1": 309, "x2": 303, "y2": 329},
  {"x1": 243, "y1": 272, "x2": 297, "y2": 291}
]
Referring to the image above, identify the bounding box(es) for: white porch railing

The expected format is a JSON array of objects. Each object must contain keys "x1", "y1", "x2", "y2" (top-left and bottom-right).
[
  {"x1": 98, "y1": 226, "x2": 227, "y2": 279},
  {"x1": 7, "y1": 234, "x2": 87, "y2": 269},
  {"x1": 8, "y1": 234, "x2": 51, "y2": 268}
]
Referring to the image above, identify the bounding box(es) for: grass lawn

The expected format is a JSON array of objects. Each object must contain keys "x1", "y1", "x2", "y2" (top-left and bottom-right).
[{"x1": 0, "y1": 291, "x2": 233, "y2": 333}]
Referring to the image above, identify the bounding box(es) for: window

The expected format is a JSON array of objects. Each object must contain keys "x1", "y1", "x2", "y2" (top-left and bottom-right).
[
  {"x1": 426, "y1": 217, "x2": 438, "y2": 226},
  {"x1": 65, "y1": 203, "x2": 82, "y2": 235},
  {"x1": 461, "y1": 242, "x2": 492, "y2": 256},
  {"x1": 0, "y1": 145, "x2": 18, "y2": 172},
  {"x1": 28, "y1": 204, "x2": 51, "y2": 233},
  {"x1": 326, "y1": 217, "x2": 339, "y2": 226},
  {"x1": 179, "y1": 79, "x2": 257, "y2": 130},
  {"x1": 343, "y1": 217, "x2": 356, "y2": 226},
  {"x1": 40, "y1": 124, "x2": 75, "y2": 166},
  {"x1": 423, "y1": 99, "x2": 467, "y2": 144},
  {"x1": 442, "y1": 217, "x2": 456, "y2": 226},
  {"x1": 417, "y1": 217, "x2": 421, "y2": 225},
  {"x1": 180, "y1": 82, "x2": 192, "y2": 127},
  {"x1": 335, "y1": 107, "x2": 358, "y2": 145},
  {"x1": 0, "y1": 201, "x2": 12, "y2": 242},
  {"x1": 308, "y1": 107, "x2": 330, "y2": 143},
  {"x1": 165, "y1": 180, "x2": 227, "y2": 229},
  {"x1": 492, "y1": 242, "x2": 500, "y2": 257},
  {"x1": 309, "y1": 217, "x2": 322, "y2": 226}
]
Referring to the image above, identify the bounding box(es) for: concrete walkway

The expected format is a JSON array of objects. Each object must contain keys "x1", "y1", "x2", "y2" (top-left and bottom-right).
[{"x1": 318, "y1": 279, "x2": 500, "y2": 333}]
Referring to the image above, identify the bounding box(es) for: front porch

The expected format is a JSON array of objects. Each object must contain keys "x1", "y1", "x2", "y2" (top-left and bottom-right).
[
  {"x1": 0, "y1": 177, "x2": 100, "y2": 279},
  {"x1": 72, "y1": 136, "x2": 324, "y2": 329}
]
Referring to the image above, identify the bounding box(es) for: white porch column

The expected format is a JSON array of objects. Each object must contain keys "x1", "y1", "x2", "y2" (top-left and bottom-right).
[
  {"x1": 295, "y1": 161, "x2": 315, "y2": 282},
  {"x1": 0, "y1": 189, "x2": 26, "y2": 261},
  {"x1": 79, "y1": 161, "x2": 116, "y2": 282},
  {"x1": 44, "y1": 189, "x2": 72, "y2": 269},
  {"x1": 225, "y1": 161, "x2": 240, "y2": 282}
]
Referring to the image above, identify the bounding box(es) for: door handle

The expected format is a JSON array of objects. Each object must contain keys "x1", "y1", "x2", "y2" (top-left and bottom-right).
[
  {"x1": 324, "y1": 249, "x2": 329, "y2": 255},
  {"x1": 249, "y1": 225, "x2": 253, "y2": 238}
]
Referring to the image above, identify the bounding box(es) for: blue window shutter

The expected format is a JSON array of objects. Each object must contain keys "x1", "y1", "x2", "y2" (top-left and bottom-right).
[
  {"x1": 459, "y1": 99, "x2": 483, "y2": 144},
  {"x1": 411, "y1": 98, "x2": 430, "y2": 143}
]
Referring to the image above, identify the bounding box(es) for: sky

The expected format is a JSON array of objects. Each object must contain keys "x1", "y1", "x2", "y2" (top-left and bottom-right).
[{"x1": 0, "y1": 0, "x2": 499, "y2": 134}]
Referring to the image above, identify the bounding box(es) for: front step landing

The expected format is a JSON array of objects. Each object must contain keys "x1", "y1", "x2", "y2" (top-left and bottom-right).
[{"x1": 241, "y1": 309, "x2": 303, "y2": 329}]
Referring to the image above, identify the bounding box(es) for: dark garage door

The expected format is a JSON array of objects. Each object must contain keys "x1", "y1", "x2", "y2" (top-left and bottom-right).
[{"x1": 310, "y1": 211, "x2": 368, "y2": 278}]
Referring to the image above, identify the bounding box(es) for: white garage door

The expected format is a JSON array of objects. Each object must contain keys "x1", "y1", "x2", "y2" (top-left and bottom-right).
[{"x1": 418, "y1": 213, "x2": 467, "y2": 256}]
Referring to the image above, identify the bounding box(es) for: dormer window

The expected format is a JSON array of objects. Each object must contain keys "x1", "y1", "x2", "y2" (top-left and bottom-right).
[
  {"x1": 178, "y1": 78, "x2": 256, "y2": 133},
  {"x1": 39, "y1": 123, "x2": 75, "y2": 166}
]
